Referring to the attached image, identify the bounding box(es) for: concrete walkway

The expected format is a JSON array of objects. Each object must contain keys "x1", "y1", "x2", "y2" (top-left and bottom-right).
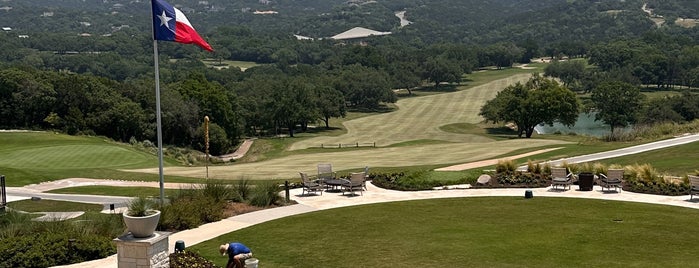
[{"x1": 56, "y1": 181, "x2": 699, "y2": 268}]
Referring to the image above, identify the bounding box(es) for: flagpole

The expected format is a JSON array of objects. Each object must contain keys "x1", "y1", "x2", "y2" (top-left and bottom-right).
[{"x1": 153, "y1": 40, "x2": 165, "y2": 206}]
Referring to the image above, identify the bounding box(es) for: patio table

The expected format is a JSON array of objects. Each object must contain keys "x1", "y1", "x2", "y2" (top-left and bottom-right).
[{"x1": 323, "y1": 179, "x2": 345, "y2": 191}]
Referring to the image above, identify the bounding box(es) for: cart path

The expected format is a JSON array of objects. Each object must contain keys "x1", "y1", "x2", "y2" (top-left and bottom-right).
[{"x1": 435, "y1": 147, "x2": 563, "y2": 171}]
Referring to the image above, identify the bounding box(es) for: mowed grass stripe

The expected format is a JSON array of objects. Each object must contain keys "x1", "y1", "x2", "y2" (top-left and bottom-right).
[
  {"x1": 144, "y1": 139, "x2": 570, "y2": 180},
  {"x1": 289, "y1": 73, "x2": 531, "y2": 150},
  {"x1": 0, "y1": 144, "x2": 153, "y2": 169}
]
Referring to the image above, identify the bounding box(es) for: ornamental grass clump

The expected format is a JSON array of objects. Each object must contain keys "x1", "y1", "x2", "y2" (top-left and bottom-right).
[
  {"x1": 249, "y1": 181, "x2": 282, "y2": 207},
  {"x1": 126, "y1": 196, "x2": 157, "y2": 217},
  {"x1": 526, "y1": 160, "x2": 543, "y2": 174},
  {"x1": 624, "y1": 163, "x2": 689, "y2": 195},
  {"x1": 495, "y1": 159, "x2": 516, "y2": 174}
]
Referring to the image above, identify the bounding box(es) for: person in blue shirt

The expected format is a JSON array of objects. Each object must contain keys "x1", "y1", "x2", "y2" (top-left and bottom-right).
[{"x1": 219, "y1": 242, "x2": 252, "y2": 268}]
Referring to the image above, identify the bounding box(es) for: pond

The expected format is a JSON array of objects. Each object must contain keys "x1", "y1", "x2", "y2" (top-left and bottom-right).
[{"x1": 534, "y1": 113, "x2": 630, "y2": 137}]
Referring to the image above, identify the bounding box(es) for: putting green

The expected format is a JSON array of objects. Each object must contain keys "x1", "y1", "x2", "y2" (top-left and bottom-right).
[
  {"x1": 0, "y1": 145, "x2": 152, "y2": 169},
  {"x1": 0, "y1": 132, "x2": 156, "y2": 171}
]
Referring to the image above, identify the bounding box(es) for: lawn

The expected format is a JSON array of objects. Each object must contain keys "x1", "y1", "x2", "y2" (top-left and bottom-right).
[
  {"x1": 47, "y1": 186, "x2": 182, "y2": 197},
  {"x1": 596, "y1": 139, "x2": 699, "y2": 175},
  {"x1": 0, "y1": 132, "x2": 204, "y2": 186},
  {"x1": 8, "y1": 199, "x2": 104, "y2": 212},
  {"x1": 288, "y1": 72, "x2": 536, "y2": 151},
  {"x1": 192, "y1": 197, "x2": 699, "y2": 268}
]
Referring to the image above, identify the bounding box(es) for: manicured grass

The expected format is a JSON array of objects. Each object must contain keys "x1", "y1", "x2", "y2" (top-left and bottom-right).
[
  {"x1": 0, "y1": 132, "x2": 207, "y2": 186},
  {"x1": 8, "y1": 199, "x2": 104, "y2": 212},
  {"x1": 596, "y1": 140, "x2": 699, "y2": 175},
  {"x1": 47, "y1": 186, "x2": 182, "y2": 197},
  {"x1": 192, "y1": 197, "x2": 699, "y2": 268},
  {"x1": 288, "y1": 73, "x2": 536, "y2": 150}
]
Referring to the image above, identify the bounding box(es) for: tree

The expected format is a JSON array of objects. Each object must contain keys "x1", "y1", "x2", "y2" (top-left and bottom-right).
[
  {"x1": 590, "y1": 81, "x2": 645, "y2": 133},
  {"x1": 388, "y1": 61, "x2": 422, "y2": 95},
  {"x1": 315, "y1": 85, "x2": 346, "y2": 128},
  {"x1": 334, "y1": 64, "x2": 396, "y2": 108},
  {"x1": 423, "y1": 57, "x2": 462, "y2": 88},
  {"x1": 543, "y1": 60, "x2": 586, "y2": 87},
  {"x1": 480, "y1": 75, "x2": 580, "y2": 138}
]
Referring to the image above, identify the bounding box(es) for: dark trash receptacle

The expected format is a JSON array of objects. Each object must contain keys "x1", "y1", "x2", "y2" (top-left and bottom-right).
[
  {"x1": 578, "y1": 173, "x2": 594, "y2": 191},
  {"x1": 175, "y1": 240, "x2": 185, "y2": 252}
]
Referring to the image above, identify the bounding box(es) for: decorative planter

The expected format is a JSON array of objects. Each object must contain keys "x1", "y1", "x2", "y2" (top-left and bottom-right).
[
  {"x1": 123, "y1": 210, "x2": 161, "y2": 238},
  {"x1": 578, "y1": 173, "x2": 594, "y2": 191}
]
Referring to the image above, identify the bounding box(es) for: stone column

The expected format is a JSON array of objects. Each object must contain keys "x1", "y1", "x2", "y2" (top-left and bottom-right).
[{"x1": 114, "y1": 231, "x2": 171, "y2": 268}]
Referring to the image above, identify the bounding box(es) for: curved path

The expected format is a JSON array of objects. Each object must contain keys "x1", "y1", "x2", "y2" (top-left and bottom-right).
[
  {"x1": 7, "y1": 134, "x2": 695, "y2": 267},
  {"x1": 56, "y1": 181, "x2": 699, "y2": 268}
]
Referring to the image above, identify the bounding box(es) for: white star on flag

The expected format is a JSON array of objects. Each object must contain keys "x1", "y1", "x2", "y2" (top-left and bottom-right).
[{"x1": 157, "y1": 11, "x2": 172, "y2": 29}]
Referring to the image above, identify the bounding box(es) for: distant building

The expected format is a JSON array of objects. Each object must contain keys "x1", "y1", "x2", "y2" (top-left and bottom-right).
[
  {"x1": 0, "y1": 6, "x2": 12, "y2": 12},
  {"x1": 330, "y1": 27, "x2": 391, "y2": 40},
  {"x1": 41, "y1": 12, "x2": 54, "y2": 17},
  {"x1": 294, "y1": 34, "x2": 313, "y2": 40},
  {"x1": 253, "y1": 10, "x2": 278, "y2": 14},
  {"x1": 2, "y1": 27, "x2": 10, "y2": 31},
  {"x1": 18, "y1": 34, "x2": 29, "y2": 38}
]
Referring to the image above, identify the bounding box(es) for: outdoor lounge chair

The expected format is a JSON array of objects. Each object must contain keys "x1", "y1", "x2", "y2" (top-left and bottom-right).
[
  {"x1": 299, "y1": 172, "x2": 323, "y2": 196},
  {"x1": 341, "y1": 172, "x2": 366, "y2": 196},
  {"x1": 689, "y1": 175, "x2": 699, "y2": 200},
  {"x1": 550, "y1": 167, "x2": 574, "y2": 190},
  {"x1": 317, "y1": 163, "x2": 336, "y2": 182},
  {"x1": 599, "y1": 169, "x2": 624, "y2": 192},
  {"x1": 363, "y1": 166, "x2": 370, "y2": 190}
]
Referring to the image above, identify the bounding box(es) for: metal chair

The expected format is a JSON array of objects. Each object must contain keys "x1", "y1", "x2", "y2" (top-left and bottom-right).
[{"x1": 599, "y1": 169, "x2": 624, "y2": 192}]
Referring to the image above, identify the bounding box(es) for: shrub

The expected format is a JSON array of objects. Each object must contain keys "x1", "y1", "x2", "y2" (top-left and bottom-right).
[
  {"x1": 494, "y1": 171, "x2": 549, "y2": 187},
  {"x1": 159, "y1": 193, "x2": 226, "y2": 231},
  {"x1": 198, "y1": 180, "x2": 232, "y2": 202},
  {"x1": 0, "y1": 228, "x2": 115, "y2": 267},
  {"x1": 369, "y1": 172, "x2": 408, "y2": 190},
  {"x1": 249, "y1": 181, "x2": 282, "y2": 207},
  {"x1": 371, "y1": 171, "x2": 445, "y2": 191},
  {"x1": 170, "y1": 251, "x2": 221, "y2": 268},
  {"x1": 231, "y1": 179, "x2": 252, "y2": 202}
]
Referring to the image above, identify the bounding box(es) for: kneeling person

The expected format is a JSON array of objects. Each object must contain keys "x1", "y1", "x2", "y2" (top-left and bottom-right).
[{"x1": 219, "y1": 242, "x2": 252, "y2": 268}]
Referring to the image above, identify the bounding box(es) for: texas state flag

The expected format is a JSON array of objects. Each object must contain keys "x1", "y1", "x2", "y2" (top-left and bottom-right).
[{"x1": 151, "y1": 0, "x2": 213, "y2": 51}]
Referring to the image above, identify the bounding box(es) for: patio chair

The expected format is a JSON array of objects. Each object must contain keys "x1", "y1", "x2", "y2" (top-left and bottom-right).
[
  {"x1": 599, "y1": 169, "x2": 624, "y2": 192},
  {"x1": 341, "y1": 172, "x2": 366, "y2": 196},
  {"x1": 299, "y1": 172, "x2": 323, "y2": 196},
  {"x1": 317, "y1": 163, "x2": 337, "y2": 190},
  {"x1": 689, "y1": 175, "x2": 699, "y2": 200},
  {"x1": 363, "y1": 166, "x2": 370, "y2": 190},
  {"x1": 550, "y1": 167, "x2": 574, "y2": 191}
]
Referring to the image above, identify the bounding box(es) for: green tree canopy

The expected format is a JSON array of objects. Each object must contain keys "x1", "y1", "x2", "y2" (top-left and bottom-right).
[
  {"x1": 590, "y1": 81, "x2": 645, "y2": 132},
  {"x1": 479, "y1": 75, "x2": 580, "y2": 138}
]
